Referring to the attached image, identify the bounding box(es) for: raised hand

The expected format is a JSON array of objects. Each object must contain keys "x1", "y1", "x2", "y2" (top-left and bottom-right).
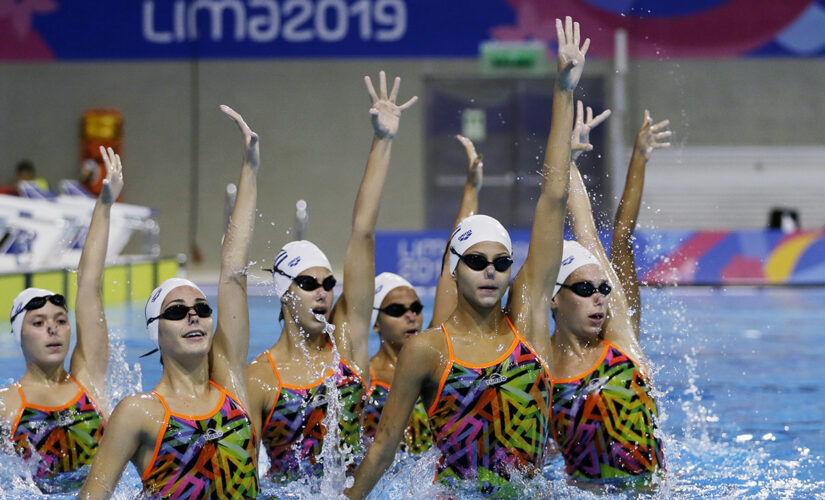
[
  {"x1": 456, "y1": 134, "x2": 483, "y2": 190},
  {"x1": 571, "y1": 100, "x2": 611, "y2": 161},
  {"x1": 220, "y1": 105, "x2": 260, "y2": 172},
  {"x1": 635, "y1": 110, "x2": 672, "y2": 159},
  {"x1": 555, "y1": 16, "x2": 590, "y2": 91},
  {"x1": 98, "y1": 146, "x2": 124, "y2": 204},
  {"x1": 364, "y1": 70, "x2": 418, "y2": 139}
]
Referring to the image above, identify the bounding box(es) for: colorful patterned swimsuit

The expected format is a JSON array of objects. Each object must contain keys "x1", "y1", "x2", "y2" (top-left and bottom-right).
[
  {"x1": 261, "y1": 350, "x2": 366, "y2": 481},
  {"x1": 141, "y1": 381, "x2": 259, "y2": 499},
  {"x1": 551, "y1": 340, "x2": 664, "y2": 481},
  {"x1": 428, "y1": 319, "x2": 551, "y2": 494},
  {"x1": 10, "y1": 376, "x2": 106, "y2": 493},
  {"x1": 363, "y1": 368, "x2": 433, "y2": 454}
]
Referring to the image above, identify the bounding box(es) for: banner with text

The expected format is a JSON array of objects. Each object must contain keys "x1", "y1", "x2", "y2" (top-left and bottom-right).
[{"x1": 4, "y1": 1, "x2": 825, "y2": 61}]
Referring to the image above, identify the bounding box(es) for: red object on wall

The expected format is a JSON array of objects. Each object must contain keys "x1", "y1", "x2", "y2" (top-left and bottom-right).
[{"x1": 81, "y1": 109, "x2": 122, "y2": 197}]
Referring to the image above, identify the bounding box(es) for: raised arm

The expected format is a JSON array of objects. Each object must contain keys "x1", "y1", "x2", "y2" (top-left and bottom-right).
[
  {"x1": 345, "y1": 336, "x2": 434, "y2": 499},
  {"x1": 429, "y1": 135, "x2": 483, "y2": 327},
  {"x1": 71, "y1": 146, "x2": 123, "y2": 410},
  {"x1": 611, "y1": 110, "x2": 671, "y2": 330},
  {"x1": 77, "y1": 396, "x2": 146, "y2": 499},
  {"x1": 335, "y1": 71, "x2": 417, "y2": 378},
  {"x1": 509, "y1": 17, "x2": 587, "y2": 342},
  {"x1": 213, "y1": 105, "x2": 259, "y2": 392}
]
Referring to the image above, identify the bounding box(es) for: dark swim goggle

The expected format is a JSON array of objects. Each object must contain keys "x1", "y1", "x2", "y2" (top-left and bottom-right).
[
  {"x1": 374, "y1": 301, "x2": 424, "y2": 317},
  {"x1": 266, "y1": 266, "x2": 337, "y2": 292},
  {"x1": 146, "y1": 303, "x2": 213, "y2": 324},
  {"x1": 556, "y1": 281, "x2": 612, "y2": 297},
  {"x1": 450, "y1": 247, "x2": 513, "y2": 272},
  {"x1": 10, "y1": 294, "x2": 67, "y2": 322}
]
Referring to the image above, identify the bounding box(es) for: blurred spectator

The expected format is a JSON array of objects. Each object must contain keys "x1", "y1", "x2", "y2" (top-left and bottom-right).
[
  {"x1": 0, "y1": 160, "x2": 49, "y2": 195},
  {"x1": 768, "y1": 207, "x2": 800, "y2": 234}
]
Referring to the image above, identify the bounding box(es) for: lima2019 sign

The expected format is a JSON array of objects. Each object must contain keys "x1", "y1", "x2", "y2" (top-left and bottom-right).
[{"x1": 3, "y1": 0, "x2": 825, "y2": 60}]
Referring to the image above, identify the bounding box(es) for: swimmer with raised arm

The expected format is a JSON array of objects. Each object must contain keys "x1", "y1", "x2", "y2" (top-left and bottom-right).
[
  {"x1": 548, "y1": 103, "x2": 670, "y2": 482},
  {"x1": 0, "y1": 147, "x2": 122, "y2": 493},
  {"x1": 363, "y1": 135, "x2": 483, "y2": 453},
  {"x1": 346, "y1": 17, "x2": 588, "y2": 498},
  {"x1": 78, "y1": 106, "x2": 260, "y2": 499},
  {"x1": 245, "y1": 71, "x2": 417, "y2": 482}
]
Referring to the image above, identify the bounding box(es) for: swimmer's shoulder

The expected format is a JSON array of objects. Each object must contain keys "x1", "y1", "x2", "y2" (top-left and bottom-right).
[
  {"x1": 0, "y1": 384, "x2": 22, "y2": 427},
  {"x1": 108, "y1": 392, "x2": 167, "y2": 438},
  {"x1": 399, "y1": 327, "x2": 449, "y2": 373}
]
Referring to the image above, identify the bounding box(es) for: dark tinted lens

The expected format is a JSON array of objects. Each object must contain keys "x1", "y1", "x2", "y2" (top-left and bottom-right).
[
  {"x1": 460, "y1": 254, "x2": 491, "y2": 271},
  {"x1": 160, "y1": 304, "x2": 192, "y2": 320},
  {"x1": 380, "y1": 301, "x2": 424, "y2": 317},
  {"x1": 380, "y1": 304, "x2": 408, "y2": 317},
  {"x1": 192, "y1": 302, "x2": 213, "y2": 317},
  {"x1": 321, "y1": 276, "x2": 337, "y2": 291},
  {"x1": 568, "y1": 282, "x2": 611, "y2": 297},
  {"x1": 25, "y1": 296, "x2": 48, "y2": 310},
  {"x1": 569, "y1": 282, "x2": 597, "y2": 297},
  {"x1": 49, "y1": 294, "x2": 67, "y2": 308},
  {"x1": 492, "y1": 257, "x2": 514, "y2": 272},
  {"x1": 293, "y1": 276, "x2": 321, "y2": 291}
]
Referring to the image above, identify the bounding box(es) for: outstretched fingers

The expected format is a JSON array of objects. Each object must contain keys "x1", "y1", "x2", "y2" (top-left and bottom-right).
[
  {"x1": 364, "y1": 75, "x2": 379, "y2": 104},
  {"x1": 397, "y1": 95, "x2": 418, "y2": 110},
  {"x1": 589, "y1": 109, "x2": 612, "y2": 128}
]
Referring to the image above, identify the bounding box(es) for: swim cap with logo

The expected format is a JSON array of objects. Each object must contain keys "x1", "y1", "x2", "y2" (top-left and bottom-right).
[
  {"x1": 272, "y1": 240, "x2": 333, "y2": 297},
  {"x1": 371, "y1": 272, "x2": 415, "y2": 327},
  {"x1": 448, "y1": 215, "x2": 512, "y2": 275},
  {"x1": 10, "y1": 288, "x2": 63, "y2": 344},
  {"x1": 553, "y1": 240, "x2": 602, "y2": 297},
  {"x1": 145, "y1": 278, "x2": 205, "y2": 346}
]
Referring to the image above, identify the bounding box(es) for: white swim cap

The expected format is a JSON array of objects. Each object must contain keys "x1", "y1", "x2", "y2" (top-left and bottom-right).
[
  {"x1": 145, "y1": 278, "x2": 205, "y2": 346},
  {"x1": 449, "y1": 215, "x2": 512, "y2": 274},
  {"x1": 553, "y1": 240, "x2": 602, "y2": 297},
  {"x1": 272, "y1": 240, "x2": 333, "y2": 297},
  {"x1": 10, "y1": 288, "x2": 62, "y2": 344},
  {"x1": 371, "y1": 272, "x2": 414, "y2": 327}
]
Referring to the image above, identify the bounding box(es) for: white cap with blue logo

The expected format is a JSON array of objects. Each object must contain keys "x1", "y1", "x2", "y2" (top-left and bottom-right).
[
  {"x1": 448, "y1": 214, "x2": 512, "y2": 275},
  {"x1": 553, "y1": 240, "x2": 602, "y2": 297},
  {"x1": 272, "y1": 240, "x2": 333, "y2": 297},
  {"x1": 371, "y1": 272, "x2": 414, "y2": 327},
  {"x1": 145, "y1": 278, "x2": 205, "y2": 346}
]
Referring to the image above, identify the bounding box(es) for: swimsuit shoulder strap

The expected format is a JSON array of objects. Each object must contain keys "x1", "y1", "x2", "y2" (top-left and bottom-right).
[
  {"x1": 505, "y1": 316, "x2": 550, "y2": 376},
  {"x1": 67, "y1": 374, "x2": 107, "y2": 423},
  {"x1": 14, "y1": 382, "x2": 26, "y2": 406},
  {"x1": 439, "y1": 323, "x2": 456, "y2": 361},
  {"x1": 264, "y1": 349, "x2": 284, "y2": 389}
]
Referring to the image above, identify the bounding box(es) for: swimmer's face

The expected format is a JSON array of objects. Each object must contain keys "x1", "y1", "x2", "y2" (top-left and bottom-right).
[
  {"x1": 282, "y1": 266, "x2": 334, "y2": 334},
  {"x1": 454, "y1": 241, "x2": 511, "y2": 309},
  {"x1": 20, "y1": 302, "x2": 71, "y2": 365},
  {"x1": 374, "y1": 286, "x2": 423, "y2": 349},
  {"x1": 156, "y1": 286, "x2": 214, "y2": 359},
  {"x1": 551, "y1": 264, "x2": 608, "y2": 338}
]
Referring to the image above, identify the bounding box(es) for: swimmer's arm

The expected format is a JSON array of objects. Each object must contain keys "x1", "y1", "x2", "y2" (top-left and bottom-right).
[
  {"x1": 77, "y1": 396, "x2": 145, "y2": 500},
  {"x1": 569, "y1": 164, "x2": 645, "y2": 360},
  {"x1": 346, "y1": 335, "x2": 431, "y2": 499},
  {"x1": 511, "y1": 17, "x2": 586, "y2": 341},
  {"x1": 72, "y1": 147, "x2": 123, "y2": 404},
  {"x1": 213, "y1": 106, "x2": 259, "y2": 391},
  {"x1": 430, "y1": 135, "x2": 483, "y2": 327},
  {"x1": 340, "y1": 72, "x2": 418, "y2": 377},
  {"x1": 611, "y1": 111, "x2": 671, "y2": 335}
]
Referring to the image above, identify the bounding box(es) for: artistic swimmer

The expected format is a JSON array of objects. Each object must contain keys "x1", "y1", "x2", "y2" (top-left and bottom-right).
[
  {"x1": 548, "y1": 102, "x2": 671, "y2": 483},
  {"x1": 77, "y1": 105, "x2": 260, "y2": 499},
  {"x1": 0, "y1": 146, "x2": 122, "y2": 494},
  {"x1": 346, "y1": 16, "x2": 588, "y2": 498},
  {"x1": 245, "y1": 70, "x2": 417, "y2": 483}
]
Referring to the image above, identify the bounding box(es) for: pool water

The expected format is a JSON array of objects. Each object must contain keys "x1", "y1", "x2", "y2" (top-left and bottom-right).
[{"x1": 1, "y1": 287, "x2": 823, "y2": 498}]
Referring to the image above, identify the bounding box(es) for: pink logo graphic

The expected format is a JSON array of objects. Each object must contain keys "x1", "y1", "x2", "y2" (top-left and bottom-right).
[
  {"x1": 0, "y1": 0, "x2": 59, "y2": 60},
  {"x1": 491, "y1": 0, "x2": 814, "y2": 58}
]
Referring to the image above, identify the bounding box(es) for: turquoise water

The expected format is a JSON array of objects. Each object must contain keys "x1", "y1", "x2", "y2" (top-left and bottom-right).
[{"x1": 1, "y1": 287, "x2": 824, "y2": 498}]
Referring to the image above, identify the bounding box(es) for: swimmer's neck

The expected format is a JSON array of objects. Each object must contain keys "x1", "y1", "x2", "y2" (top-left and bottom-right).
[
  {"x1": 21, "y1": 362, "x2": 70, "y2": 386},
  {"x1": 551, "y1": 327, "x2": 603, "y2": 358},
  {"x1": 156, "y1": 355, "x2": 211, "y2": 395},
  {"x1": 374, "y1": 342, "x2": 400, "y2": 370},
  {"x1": 275, "y1": 324, "x2": 329, "y2": 355},
  {"x1": 448, "y1": 299, "x2": 508, "y2": 337}
]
